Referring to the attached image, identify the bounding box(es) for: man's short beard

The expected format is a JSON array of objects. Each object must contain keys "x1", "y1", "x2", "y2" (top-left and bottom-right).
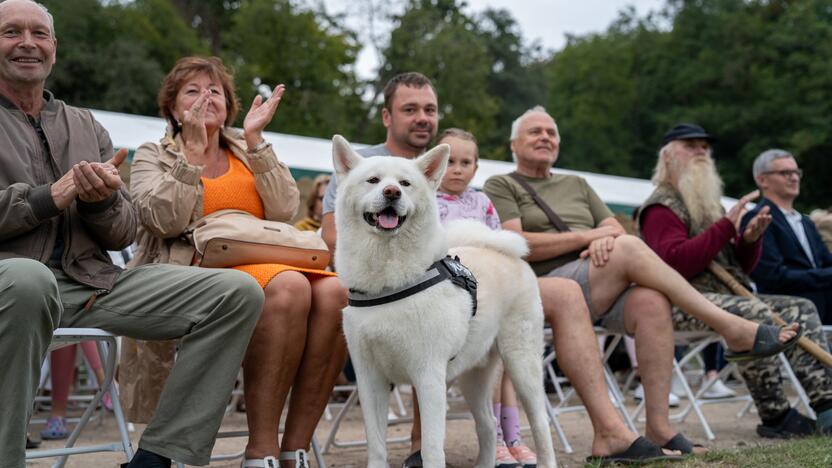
[{"x1": 674, "y1": 157, "x2": 724, "y2": 231}]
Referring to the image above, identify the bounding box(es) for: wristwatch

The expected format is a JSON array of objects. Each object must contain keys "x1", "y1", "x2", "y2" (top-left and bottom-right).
[{"x1": 247, "y1": 139, "x2": 271, "y2": 154}]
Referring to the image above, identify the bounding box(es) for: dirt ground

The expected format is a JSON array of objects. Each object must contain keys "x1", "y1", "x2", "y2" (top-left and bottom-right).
[{"x1": 26, "y1": 379, "x2": 797, "y2": 468}]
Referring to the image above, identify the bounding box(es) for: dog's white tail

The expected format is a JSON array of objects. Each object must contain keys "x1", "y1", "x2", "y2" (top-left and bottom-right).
[{"x1": 445, "y1": 219, "x2": 529, "y2": 259}]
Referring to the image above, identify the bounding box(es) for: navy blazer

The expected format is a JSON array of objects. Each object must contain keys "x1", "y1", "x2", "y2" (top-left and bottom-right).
[{"x1": 742, "y1": 197, "x2": 832, "y2": 323}]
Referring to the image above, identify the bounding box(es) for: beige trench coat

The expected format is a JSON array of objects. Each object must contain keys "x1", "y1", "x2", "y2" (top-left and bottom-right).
[{"x1": 119, "y1": 128, "x2": 298, "y2": 422}]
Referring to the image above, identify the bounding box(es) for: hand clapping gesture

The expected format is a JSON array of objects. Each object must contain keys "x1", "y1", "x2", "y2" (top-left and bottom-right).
[
  {"x1": 741, "y1": 206, "x2": 772, "y2": 244},
  {"x1": 51, "y1": 148, "x2": 129, "y2": 209},
  {"x1": 180, "y1": 90, "x2": 211, "y2": 164},
  {"x1": 243, "y1": 84, "x2": 286, "y2": 150},
  {"x1": 724, "y1": 189, "x2": 771, "y2": 243}
]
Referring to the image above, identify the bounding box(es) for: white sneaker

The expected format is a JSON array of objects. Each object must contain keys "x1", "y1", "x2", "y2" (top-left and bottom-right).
[
  {"x1": 632, "y1": 383, "x2": 681, "y2": 407},
  {"x1": 668, "y1": 390, "x2": 681, "y2": 407},
  {"x1": 702, "y1": 377, "x2": 736, "y2": 399},
  {"x1": 671, "y1": 374, "x2": 688, "y2": 398}
]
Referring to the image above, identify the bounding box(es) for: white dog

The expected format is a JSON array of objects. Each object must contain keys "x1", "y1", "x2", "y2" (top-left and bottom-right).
[{"x1": 331, "y1": 135, "x2": 556, "y2": 468}]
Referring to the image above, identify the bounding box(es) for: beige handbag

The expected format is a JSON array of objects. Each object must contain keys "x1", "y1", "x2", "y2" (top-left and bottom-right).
[{"x1": 186, "y1": 209, "x2": 330, "y2": 269}]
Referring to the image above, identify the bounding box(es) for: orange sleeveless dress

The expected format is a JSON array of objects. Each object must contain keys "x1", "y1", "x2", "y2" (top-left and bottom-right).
[{"x1": 202, "y1": 151, "x2": 335, "y2": 288}]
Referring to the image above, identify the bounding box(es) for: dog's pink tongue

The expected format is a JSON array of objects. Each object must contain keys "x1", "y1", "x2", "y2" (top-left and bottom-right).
[{"x1": 378, "y1": 212, "x2": 399, "y2": 229}]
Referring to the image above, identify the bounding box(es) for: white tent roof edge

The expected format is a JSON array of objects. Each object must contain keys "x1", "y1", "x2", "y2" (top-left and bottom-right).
[{"x1": 92, "y1": 109, "x2": 738, "y2": 210}]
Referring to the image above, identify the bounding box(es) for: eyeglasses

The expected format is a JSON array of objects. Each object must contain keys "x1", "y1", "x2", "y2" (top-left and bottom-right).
[{"x1": 763, "y1": 169, "x2": 803, "y2": 179}]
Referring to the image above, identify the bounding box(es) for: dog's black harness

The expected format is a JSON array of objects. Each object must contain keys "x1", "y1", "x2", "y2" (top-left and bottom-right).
[{"x1": 347, "y1": 255, "x2": 477, "y2": 315}]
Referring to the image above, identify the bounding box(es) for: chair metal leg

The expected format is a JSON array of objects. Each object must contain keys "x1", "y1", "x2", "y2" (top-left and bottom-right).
[
  {"x1": 779, "y1": 353, "x2": 815, "y2": 419},
  {"x1": 27, "y1": 330, "x2": 134, "y2": 466}
]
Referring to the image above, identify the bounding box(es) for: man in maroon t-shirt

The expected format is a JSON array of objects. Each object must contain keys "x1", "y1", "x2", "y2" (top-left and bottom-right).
[{"x1": 639, "y1": 123, "x2": 832, "y2": 438}]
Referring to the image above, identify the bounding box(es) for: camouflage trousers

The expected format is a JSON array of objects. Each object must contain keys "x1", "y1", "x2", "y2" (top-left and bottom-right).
[{"x1": 673, "y1": 293, "x2": 832, "y2": 421}]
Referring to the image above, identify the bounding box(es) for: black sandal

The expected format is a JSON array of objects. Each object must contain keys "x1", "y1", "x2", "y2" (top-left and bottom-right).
[
  {"x1": 725, "y1": 324, "x2": 802, "y2": 363},
  {"x1": 401, "y1": 450, "x2": 422, "y2": 468},
  {"x1": 26, "y1": 433, "x2": 40, "y2": 449},
  {"x1": 586, "y1": 436, "x2": 683, "y2": 466},
  {"x1": 662, "y1": 433, "x2": 706, "y2": 455}
]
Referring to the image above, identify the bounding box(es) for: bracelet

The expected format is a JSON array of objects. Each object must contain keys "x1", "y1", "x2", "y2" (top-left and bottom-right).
[{"x1": 247, "y1": 139, "x2": 270, "y2": 154}]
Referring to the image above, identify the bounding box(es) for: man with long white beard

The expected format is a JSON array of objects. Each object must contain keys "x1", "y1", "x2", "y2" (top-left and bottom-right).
[{"x1": 639, "y1": 123, "x2": 832, "y2": 438}]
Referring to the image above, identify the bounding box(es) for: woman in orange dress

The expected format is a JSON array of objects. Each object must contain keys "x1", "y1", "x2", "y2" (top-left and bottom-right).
[{"x1": 129, "y1": 56, "x2": 346, "y2": 467}]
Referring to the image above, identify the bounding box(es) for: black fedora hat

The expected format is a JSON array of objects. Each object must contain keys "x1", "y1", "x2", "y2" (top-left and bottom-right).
[{"x1": 662, "y1": 123, "x2": 714, "y2": 146}]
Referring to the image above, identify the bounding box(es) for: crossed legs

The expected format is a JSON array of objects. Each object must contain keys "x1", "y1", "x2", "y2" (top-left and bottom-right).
[
  {"x1": 587, "y1": 235, "x2": 797, "y2": 353},
  {"x1": 539, "y1": 276, "x2": 640, "y2": 457}
]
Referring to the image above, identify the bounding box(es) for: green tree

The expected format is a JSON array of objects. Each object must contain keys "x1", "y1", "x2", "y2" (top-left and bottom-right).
[
  {"x1": 374, "y1": 0, "x2": 499, "y2": 149},
  {"x1": 543, "y1": 0, "x2": 832, "y2": 209},
  {"x1": 223, "y1": 0, "x2": 365, "y2": 138},
  {"x1": 44, "y1": 0, "x2": 205, "y2": 116},
  {"x1": 475, "y1": 8, "x2": 547, "y2": 161}
]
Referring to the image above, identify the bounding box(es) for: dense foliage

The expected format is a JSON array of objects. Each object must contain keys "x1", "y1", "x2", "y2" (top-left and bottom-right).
[{"x1": 42, "y1": 0, "x2": 832, "y2": 210}]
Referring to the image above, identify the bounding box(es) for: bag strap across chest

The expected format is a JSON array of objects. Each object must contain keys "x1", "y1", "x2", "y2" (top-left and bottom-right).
[{"x1": 508, "y1": 172, "x2": 571, "y2": 232}]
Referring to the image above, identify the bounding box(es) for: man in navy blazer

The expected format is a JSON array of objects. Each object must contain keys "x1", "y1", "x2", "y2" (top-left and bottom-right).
[{"x1": 743, "y1": 149, "x2": 832, "y2": 325}]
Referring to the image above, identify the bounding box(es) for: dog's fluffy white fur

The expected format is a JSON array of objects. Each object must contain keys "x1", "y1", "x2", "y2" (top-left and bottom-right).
[{"x1": 331, "y1": 135, "x2": 556, "y2": 467}]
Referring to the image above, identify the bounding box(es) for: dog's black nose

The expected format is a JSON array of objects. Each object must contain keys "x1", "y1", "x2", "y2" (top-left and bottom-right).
[{"x1": 383, "y1": 185, "x2": 401, "y2": 200}]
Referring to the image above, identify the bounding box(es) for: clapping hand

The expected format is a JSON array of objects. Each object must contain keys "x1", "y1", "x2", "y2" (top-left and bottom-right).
[
  {"x1": 73, "y1": 148, "x2": 129, "y2": 204},
  {"x1": 741, "y1": 205, "x2": 772, "y2": 243},
  {"x1": 725, "y1": 190, "x2": 760, "y2": 232},
  {"x1": 243, "y1": 84, "x2": 286, "y2": 150},
  {"x1": 181, "y1": 90, "x2": 210, "y2": 164}
]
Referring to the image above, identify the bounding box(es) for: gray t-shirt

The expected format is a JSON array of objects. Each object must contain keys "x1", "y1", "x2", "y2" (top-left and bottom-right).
[{"x1": 322, "y1": 143, "x2": 392, "y2": 214}]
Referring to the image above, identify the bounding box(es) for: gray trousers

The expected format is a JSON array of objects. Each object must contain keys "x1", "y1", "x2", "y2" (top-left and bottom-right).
[{"x1": 0, "y1": 258, "x2": 264, "y2": 466}]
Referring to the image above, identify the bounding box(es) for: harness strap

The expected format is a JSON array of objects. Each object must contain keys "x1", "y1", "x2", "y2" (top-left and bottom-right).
[{"x1": 348, "y1": 256, "x2": 477, "y2": 315}]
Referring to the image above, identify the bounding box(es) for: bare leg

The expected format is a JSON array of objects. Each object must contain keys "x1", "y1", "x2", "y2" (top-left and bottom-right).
[
  {"x1": 410, "y1": 390, "x2": 421, "y2": 453},
  {"x1": 244, "y1": 271, "x2": 311, "y2": 459},
  {"x1": 281, "y1": 276, "x2": 348, "y2": 461},
  {"x1": 48, "y1": 345, "x2": 77, "y2": 418},
  {"x1": 587, "y1": 235, "x2": 797, "y2": 352},
  {"x1": 501, "y1": 373, "x2": 517, "y2": 407},
  {"x1": 539, "y1": 277, "x2": 638, "y2": 457},
  {"x1": 621, "y1": 288, "x2": 676, "y2": 444}
]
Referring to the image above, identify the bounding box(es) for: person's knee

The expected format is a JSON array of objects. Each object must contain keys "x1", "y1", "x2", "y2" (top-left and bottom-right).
[
  {"x1": 627, "y1": 288, "x2": 672, "y2": 330},
  {"x1": 0, "y1": 258, "x2": 59, "y2": 322},
  {"x1": 614, "y1": 234, "x2": 650, "y2": 257},
  {"x1": 539, "y1": 277, "x2": 588, "y2": 323},
  {"x1": 263, "y1": 271, "x2": 312, "y2": 320},
  {"x1": 314, "y1": 277, "x2": 348, "y2": 314},
  {"x1": 217, "y1": 269, "x2": 265, "y2": 320}
]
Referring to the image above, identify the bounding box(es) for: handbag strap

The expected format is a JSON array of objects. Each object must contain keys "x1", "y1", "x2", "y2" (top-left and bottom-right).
[{"x1": 508, "y1": 172, "x2": 572, "y2": 233}]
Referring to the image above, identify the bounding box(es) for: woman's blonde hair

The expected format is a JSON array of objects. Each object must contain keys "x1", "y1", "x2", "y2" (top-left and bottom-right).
[{"x1": 306, "y1": 174, "x2": 331, "y2": 218}]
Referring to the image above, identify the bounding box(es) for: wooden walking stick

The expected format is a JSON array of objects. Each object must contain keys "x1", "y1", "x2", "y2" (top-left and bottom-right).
[{"x1": 707, "y1": 262, "x2": 832, "y2": 367}]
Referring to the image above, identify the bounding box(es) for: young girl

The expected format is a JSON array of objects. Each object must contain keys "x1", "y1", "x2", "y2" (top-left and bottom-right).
[{"x1": 436, "y1": 128, "x2": 536, "y2": 467}]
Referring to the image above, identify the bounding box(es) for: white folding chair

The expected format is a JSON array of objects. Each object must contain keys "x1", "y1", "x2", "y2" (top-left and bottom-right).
[
  {"x1": 542, "y1": 327, "x2": 637, "y2": 454},
  {"x1": 321, "y1": 384, "x2": 466, "y2": 454},
  {"x1": 172, "y1": 375, "x2": 327, "y2": 467},
  {"x1": 26, "y1": 328, "x2": 134, "y2": 467}
]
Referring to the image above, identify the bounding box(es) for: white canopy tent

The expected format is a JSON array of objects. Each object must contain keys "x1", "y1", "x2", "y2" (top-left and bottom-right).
[{"x1": 92, "y1": 109, "x2": 736, "y2": 213}]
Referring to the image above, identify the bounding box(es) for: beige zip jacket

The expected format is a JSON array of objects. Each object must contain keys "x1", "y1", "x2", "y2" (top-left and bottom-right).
[
  {"x1": 129, "y1": 127, "x2": 299, "y2": 268},
  {"x1": 121, "y1": 127, "x2": 298, "y2": 422}
]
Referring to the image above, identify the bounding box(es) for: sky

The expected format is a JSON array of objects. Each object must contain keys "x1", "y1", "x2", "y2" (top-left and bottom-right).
[{"x1": 321, "y1": 0, "x2": 667, "y2": 79}]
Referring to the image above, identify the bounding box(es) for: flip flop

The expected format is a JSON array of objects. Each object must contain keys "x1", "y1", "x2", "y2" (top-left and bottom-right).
[
  {"x1": 725, "y1": 323, "x2": 802, "y2": 363},
  {"x1": 662, "y1": 433, "x2": 706, "y2": 455},
  {"x1": 585, "y1": 436, "x2": 683, "y2": 466},
  {"x1": 401, "y1": 450, "x2": 422, "y2": 468}
]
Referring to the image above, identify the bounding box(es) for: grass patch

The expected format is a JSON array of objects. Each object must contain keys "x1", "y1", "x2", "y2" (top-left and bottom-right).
[
  {"x1": 640, "y1": 436, "x2": 832, "y2": 467},
  {"x1": 585, "y1": 437, "x2": 831, "y2": 467}
]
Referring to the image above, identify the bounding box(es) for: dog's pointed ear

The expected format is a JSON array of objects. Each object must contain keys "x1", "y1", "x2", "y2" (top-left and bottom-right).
[
  {"x1": 415, "y1": 143, "x2": 450, "y2": 190},
  {"x1": 332, "y1": 135, "x2": 362, "y2": 181}
]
